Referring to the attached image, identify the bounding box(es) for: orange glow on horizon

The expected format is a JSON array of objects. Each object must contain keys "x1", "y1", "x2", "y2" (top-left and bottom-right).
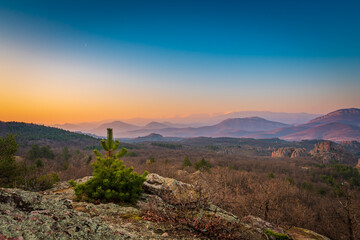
[{"x1": 1, "y1": 42, "x2": 359, "y2": 125}]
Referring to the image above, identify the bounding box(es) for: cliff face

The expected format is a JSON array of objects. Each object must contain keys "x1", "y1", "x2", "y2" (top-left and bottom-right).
[
  {"x1": 271, "y1": 142, "x2": 357, "y2": 164},
  {"x1": 0, "y1": 174, "x2": 330, "y2": 240},
  {"x1": 310, "y1": 141, "x2": 356, "y2": 164},
  {"x1": 272, "y1": 147, "x2": 309, "y2": 158},
  {"x1": 356, "y1": 159, "x2": 360, "y2": 170}
]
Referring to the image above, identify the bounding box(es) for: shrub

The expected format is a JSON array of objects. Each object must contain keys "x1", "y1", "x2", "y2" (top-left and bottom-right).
[
  {"x1": 195, "y1": 157, "x2": 211, "y2": 171},
  {"x1": 317, "y1": 188, "x2": 326, "y2": 195},
  {"x1": 182, "y1": 155, "x2": 192, "y2": 169},
  {"x1": 148, "y1": 157, "x2": 156, "y2": 163},
  {"x1": 35, "y1": 158, "x2": 44, "y2": 168},
  {"x1": 36, "y1": 173, "x2": 60, "y2": 191},
  {"x1": 40, "y1": 145, "x2": 55, "y2": 159},
  {"x1": 27, "y1": 145, "x2": 55, "y2": 160},
  {"x1": 302, "y1": 182, "x2": 314, "y2": 191},
  {"x1": 61, "y1": 146, "x2": 70, "y2": 161},
  {"x1": 62, "y1": 161, "x2": 70, "y2": 170},
  {"x1": 0, "y1": 134, "x2": 19, "y2": 187},
  {"x1": 25, "y1": 172, "x2": 60, "y2": 191},
  {"x1": 74, "y1": 128, "x2": 148, "y2": 204},
  {"x1": 286, "y1": 177, "x2": 294, "y2": 185},
  {"x1": 68, "y1": 179, "x2": 77, "y2": 187},
  {"x1": 86, "y1": 155, "x2": 92, "y2": 164}
]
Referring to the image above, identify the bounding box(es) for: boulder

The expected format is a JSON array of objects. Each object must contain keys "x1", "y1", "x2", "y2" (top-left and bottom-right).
[
  {"x1": 142, "y1": 173, "x2": 238, "y2": 223},
  {"x1": 143, "y1": 173, "x2": 201, "y2": 205}
]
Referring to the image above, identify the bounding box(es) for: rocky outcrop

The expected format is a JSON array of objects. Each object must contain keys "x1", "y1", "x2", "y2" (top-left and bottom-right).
[
  {"x1": 311, "y1": 141, "x2": 336, "y2": 152},
  {"x1": 272, "y1": 147, "x2": 309, "y2": 158},
  {"x1": 0, "y1": 174, "x2": 331, "y2": 240},
  {"x1": 310, "y1": 141, "x2": 356, "y2": 164},
  {"x1": 143, "y1": 173, "x2": 204, "y2": 205},
  {"x1": 356, "y1": 159, "x2": 360, "y2": 170},
  {"x1": 142, "y1": 173, "x2": 238, "y2": 224},
  {"x1": 0, "y1": 188, "x2": 131, "y2": 240}
]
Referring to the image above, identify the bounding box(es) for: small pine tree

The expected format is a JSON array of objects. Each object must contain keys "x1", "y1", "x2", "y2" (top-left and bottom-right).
[
  {"x1": 195, "y1": 157, "x2": 211, "y2": 171},
  {"x1": 268, "y1": 172, "x2": 275, "y2": 179},
  {"x1": 40, "y1": 145, "x2": 55, "y2": 159},
  {"x1": 27, "y1": 145, "x2": 41, "y2": 161},
  {"x1": 86, "y1": 155, "x2": 92, "y2": 165},
  {"x1": 35, "y1": 158, "x2": 44, "y2": 169},
  {"x1": 0, "y1": 134, "x2": 19, "y2": 187},
  {"x1": 62, "y1": 147, "x2": 70, "y2": 161},
  {"x1": 182, "y1": 155, "x2": 192, "y2": 169},
  {"x1": 74, "y1": 128, "x2": 148, "y2": 204},
  {"x1": 149, "y1": 157, "x2": 156, "y2": 163}
]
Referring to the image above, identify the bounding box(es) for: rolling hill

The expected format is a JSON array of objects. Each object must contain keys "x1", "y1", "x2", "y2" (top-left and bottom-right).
[
  {"x1": 282, "y1": 122, "x2": 360, "y2": 142},
  {"x1": 307, "y1": 108, "x2": 360, "y2": 127},
  {"x1": 119, "y1": 133, "x2": 183, "y2": 143},
  {"x1": 0, "y1": 121, "x2": 99, "y2": 147},
  {"x1": 124, "y1": 117, "x2": 289, "y2": 138},
  {"x1": 143, "y1": 122, "x2": 172, "y2": 129},
  {"x1": 248, "y1": 108, "x2": 360, "y2": 141},
  {"x1": 52, "y1": 108, "x2": 360, "y2": 141},
  {"x1": 91, "y1": 121, "x2": 141, "y2": 137},
  {"x1": 52, "y1": 111, "x2": 320, "y2": 133}
]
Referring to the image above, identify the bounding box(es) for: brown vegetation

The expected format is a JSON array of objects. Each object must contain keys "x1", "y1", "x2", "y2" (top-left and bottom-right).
[{"x1": 11, "y1": 139, "x2": 360, "y2": 239}]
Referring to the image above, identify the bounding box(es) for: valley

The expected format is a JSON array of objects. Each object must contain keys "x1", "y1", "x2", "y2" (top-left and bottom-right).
[{"x1": 1, "y1": 116, "x2": 360, "y2": 239}]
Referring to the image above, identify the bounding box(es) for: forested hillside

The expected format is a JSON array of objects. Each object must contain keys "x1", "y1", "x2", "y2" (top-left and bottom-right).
[{"x1": 0, "y1": 121, "x2": 98, "y2": 147}]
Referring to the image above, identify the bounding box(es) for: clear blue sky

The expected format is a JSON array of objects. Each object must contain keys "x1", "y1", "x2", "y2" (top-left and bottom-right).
[{"x1": 0, "y1": 0, "x2": 359, "y2": 123}]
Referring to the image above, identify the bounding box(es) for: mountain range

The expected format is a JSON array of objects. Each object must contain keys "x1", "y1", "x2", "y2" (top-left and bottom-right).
[
  {"x1": 53, "y1": 111, "x2": 319, "y2": 133},
  {"x1": 248, "y1": 108, "x2": 360, "y2": 142},
  {"x1": 124, "y1": 117, "x2": 289, "y2": 138},
  {"x1": 52, "y1": 108, "x2": 360, "y2": 142}
]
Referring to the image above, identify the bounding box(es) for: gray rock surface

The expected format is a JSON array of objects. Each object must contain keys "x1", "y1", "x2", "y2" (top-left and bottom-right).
[{"x1": 0, "y1": 188, "x2": 131, "y2": 240}]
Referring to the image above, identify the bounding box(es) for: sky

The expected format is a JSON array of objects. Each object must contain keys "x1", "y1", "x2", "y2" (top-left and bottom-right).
[{"x1": 0, "y1": 0, "x2": 359, "y2": 124}]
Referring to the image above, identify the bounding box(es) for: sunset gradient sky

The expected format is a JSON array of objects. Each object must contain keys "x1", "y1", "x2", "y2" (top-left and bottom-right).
[{"x1": 1, "y1": 0, "x2": 359, "y2": 124}]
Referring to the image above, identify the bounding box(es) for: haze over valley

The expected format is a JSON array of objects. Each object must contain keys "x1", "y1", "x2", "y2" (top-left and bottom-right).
[
  {"x1": 53, "y1": 108, "x2": 360, "y2": 142},
  {"x1": 1, "y1": 1, "x2": 360, "y2": 240}
]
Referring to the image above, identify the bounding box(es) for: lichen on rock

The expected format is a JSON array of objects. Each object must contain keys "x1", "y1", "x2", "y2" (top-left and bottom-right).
[
  {"x1": 0, "y1": 174, "x2": 332, "y2": 240},
  {"x1": 0, "y1": 188, "x2": 131, "y2": 240}
]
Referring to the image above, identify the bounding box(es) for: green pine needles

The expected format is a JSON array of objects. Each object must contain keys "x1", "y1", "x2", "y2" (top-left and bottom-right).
[{"x1": 74, "y1": 128, "x2": 148, "y2": 204}]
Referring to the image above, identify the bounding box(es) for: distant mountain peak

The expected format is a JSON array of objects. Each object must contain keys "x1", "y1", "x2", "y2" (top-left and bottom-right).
[
  {"x1": 316, "y1": 108, "x2": 360, "y2": 118},
  {"x1": 247, "y1": 116, "x2": 265, "y2": 120},
  {"x1": 146, "y1": 133, "x2": 163, "y2": 138},
  {"x1": 309, "y1": 108, "x2": 360, "y2": 126},
  {"x1": 144, "y1": 122, "x2": 169, "y2": 129},
  {"x1": 219, "y1": 117, "x2": 287, "y2": 125},
  {"x1": 251, "y1": 108, "x2": 360, "y2": 141}
]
